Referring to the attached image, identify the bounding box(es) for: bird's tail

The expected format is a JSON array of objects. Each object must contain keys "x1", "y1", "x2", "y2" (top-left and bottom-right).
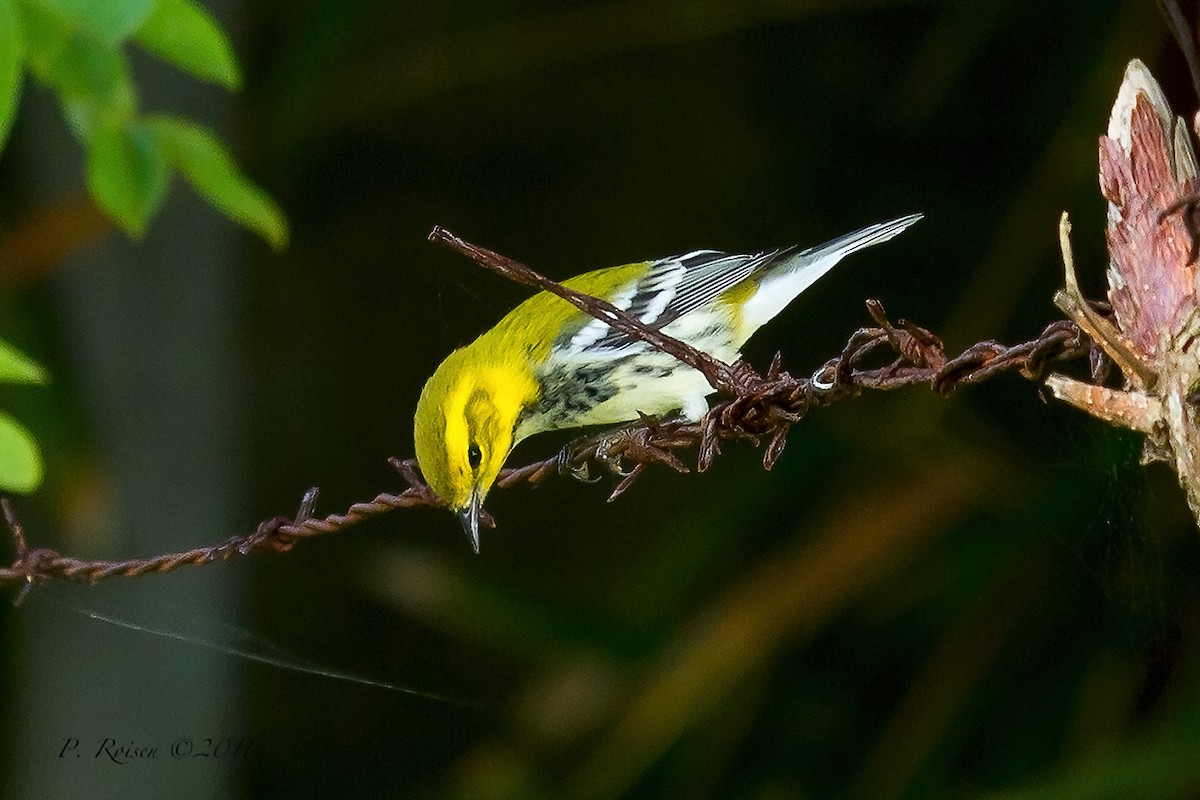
[
  {"x1": 736, "y1": 213, "x2": 922, "y2": 339},
  {"x1": 799, "y1": 213, "x2": 923, "y2": 262}
]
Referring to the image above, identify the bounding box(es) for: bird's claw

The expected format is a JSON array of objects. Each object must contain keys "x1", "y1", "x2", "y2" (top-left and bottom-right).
[
  {"x1": 557, "y1": 443, "x2": 602, "y2": 483},
  {"x1": 556, "y1": 429, "x2": 641, "y2": 482},
  {"x1": 595, "y1": 431, "x2": 639, "y2": 477}
]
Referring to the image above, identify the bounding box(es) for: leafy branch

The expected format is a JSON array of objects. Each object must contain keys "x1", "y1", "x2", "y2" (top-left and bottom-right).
[
  {"x1": 0, "y1": 0, "x2": 287, "y2": 247},
  {"x1": 0, "y1": 0, "x2": 291, "y2": 498}
]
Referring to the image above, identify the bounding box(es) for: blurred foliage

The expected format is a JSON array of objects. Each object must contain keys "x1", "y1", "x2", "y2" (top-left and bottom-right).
[
  {"x1": 8, "y1": 0, "x2": 1200, "y2": 799},
  {"x1": 0, "y1": 337, "x2": 43, "y2": 492},
  {"x1": 0, "y1": 0, "x2": 286, "y2": 246},
  {"x1": 0, "y1": 0, "x2": 287, "y2": 494}
]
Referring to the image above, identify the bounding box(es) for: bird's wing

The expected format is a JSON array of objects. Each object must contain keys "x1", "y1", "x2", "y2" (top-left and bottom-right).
[
  {"x1": 553, "y1": 214, "x2": 921, "y2": 358},
  {"x1": 559, "y1": 248, "x2": 788, "y2": 355}
]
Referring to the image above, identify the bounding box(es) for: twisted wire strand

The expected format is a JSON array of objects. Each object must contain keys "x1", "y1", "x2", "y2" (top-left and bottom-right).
[{"x1": 0, "y1": 229, "x2": 1092, "y2": 602}]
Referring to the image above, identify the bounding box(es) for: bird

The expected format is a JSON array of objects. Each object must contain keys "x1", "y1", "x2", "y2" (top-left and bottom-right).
[{"x1": 414, "y1": 213, "x2": 922, "y2": 551}]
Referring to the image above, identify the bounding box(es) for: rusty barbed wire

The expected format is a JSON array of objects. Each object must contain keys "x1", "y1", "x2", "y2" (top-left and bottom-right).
[
  {"x1": 0, "y1": 229, "x2": 1092, "y2": 602},
  {"x1": 0, "y1": 468, "x2": 441, "y2": 605}
]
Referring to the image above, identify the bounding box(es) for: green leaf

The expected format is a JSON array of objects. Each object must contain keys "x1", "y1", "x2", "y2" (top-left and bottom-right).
[
  {"x1": 135, "y1": 0, "x2": 240, "y2": 90},
  {"x1": 17, "y1": 4, "x2": 71, "y2": 88},
  {"x1": 60, "y1": 75, "x2": 137, "y2": 140},
  {"x1": 53, "y1": 36, "x2": 128, "y2": 102},
  {"x1": 86, "y1": 121, "x2": 170, "y2": 236},
  {"x1": 18, "y1": 3, "x2": 137, "y2": 133},
  {"x1": 0, "y1": 411, "x2": 43, "y2": 494},
  {"x1": 34, "y1": 0, "x2": 156, "y2": 45},
  {"x1": 149, "y1": 116, "x2": 288, "y2": 249},
  {"x1": 0, "y1": 0, "x2": 23, "y2": 154},
  {"x1": 0, "y1": 340, "x2": 47, "y2": 385}
]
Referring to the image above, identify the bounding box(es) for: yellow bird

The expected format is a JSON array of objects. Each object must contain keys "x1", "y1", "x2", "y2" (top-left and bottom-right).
[{"x1": 415, "y1": 214, "x2": 921, "y2": 550}]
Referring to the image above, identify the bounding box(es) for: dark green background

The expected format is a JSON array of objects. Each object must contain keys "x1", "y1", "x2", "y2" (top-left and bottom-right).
[{"x1": 4, "y1": 1, "x2": 1200, "y2": 798}]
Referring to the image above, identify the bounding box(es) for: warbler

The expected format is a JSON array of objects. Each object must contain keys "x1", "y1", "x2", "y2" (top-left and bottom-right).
[{"x1": 415, "y1": 213, "x2": 921, "y2": 551}]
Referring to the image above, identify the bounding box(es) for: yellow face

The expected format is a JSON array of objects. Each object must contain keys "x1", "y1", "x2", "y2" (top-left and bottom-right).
[
  {"x1": 413, "y1": 346, "x2": 537, "y2": 551},
  {"x1": 413, "y1": 266, "x2": 637, "y2": 550}
]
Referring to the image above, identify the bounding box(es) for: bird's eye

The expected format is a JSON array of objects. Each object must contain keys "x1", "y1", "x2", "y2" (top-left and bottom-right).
[{"x1": 467, "y1": 443, "x2": 482, "y2": 469}]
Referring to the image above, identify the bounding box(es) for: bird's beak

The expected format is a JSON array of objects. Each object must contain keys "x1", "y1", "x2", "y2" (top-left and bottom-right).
[{"x1": 457, "y1": 490, "x2": 482, "y2": 554}]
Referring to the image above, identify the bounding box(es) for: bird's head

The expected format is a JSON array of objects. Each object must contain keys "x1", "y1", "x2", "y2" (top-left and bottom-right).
[{"x1": 413, "y1": 346, "x2": 538, "y2": 552}]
